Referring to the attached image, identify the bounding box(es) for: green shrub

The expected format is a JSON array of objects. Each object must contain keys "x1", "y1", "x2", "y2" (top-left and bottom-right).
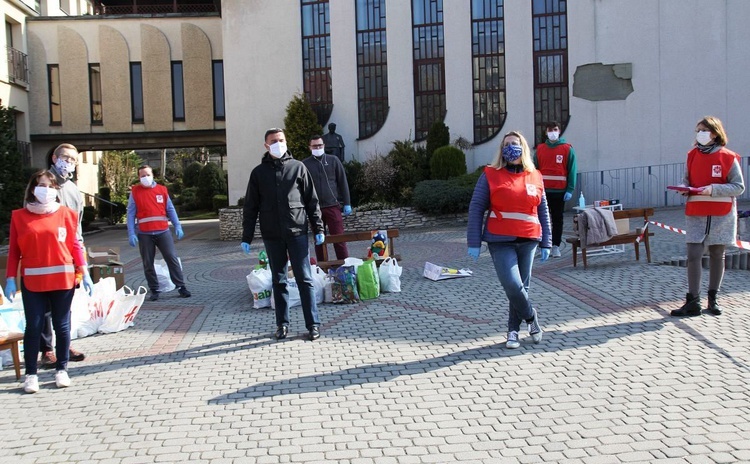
[
  {"x1": 197, "y1": 163, "x2": 228, "y2": 209},
  {"x1": 430, "y1": 145, "x2": 467, "y2": 180},
  {"x1": 425, "y1": 120, "x2": 450, "y2": 159},
  {"x1": 183, "y1": 161, "x2": 203, "y2": 188},
  {"x1": 412, "y1": 178, "x2": 475, "y2": 215},
  {"x1": 386, "y1": 139, "x2": 430, "y2": 205},
  {"x1": 343, "y1": 159, "x2": 367, "y2": 207},
  {"x1": 237, "y1": 196, "x2": 245, "y2": 207},
  {"x1": 360, "y1": 155, "x2": 399, "y2": 204},
  {"x1": 212, "y1": 194, "x2": 229, "y2": 212},
  {"x1": 82, "y1": 206, "x2": 96, "y2": 223},
  {"x1": 180, "y1": 187, "x2": 199, "y2": 211},
  {"x1": 166, "y1": 178, "x2": 183, "y2": 196},
  {"x1": 97, "y1": 187, "x2": 111, "y2": 220},
  {"x1": 283, "y1": 93, "x2": 322, "y2": 160}
]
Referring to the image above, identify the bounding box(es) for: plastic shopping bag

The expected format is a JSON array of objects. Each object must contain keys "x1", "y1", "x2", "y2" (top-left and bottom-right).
[
  {"x1": 357, "y1": 259, "x2": 380, "y2": 300},
  {"x1": 311, "y1": 265, "x2": 327, "y2": 304},
  {"x1": 378, "y1": 257, "x2": 402, "y2": 293},
  {"x1": 70, "y1": 286, "x2": 93, "y2": 340},
  {"x1": 330, "y1": 266, "x2": 359, "y2": 304},
  {"x1": 78, "y1": 277, "x2": 118, "y2": 338},
  {"x1": 154, "y1": 258, "x2": 181, "y2": 293},
  {"x1": 98, "y1": 285, "x2": 147, "y2": 333},
  {"x1": 271, "y1": 280, "x2": 302, "y2": 309},
  {"x1": 247, "y1": 268, "x2": 273, "y2": 308}
]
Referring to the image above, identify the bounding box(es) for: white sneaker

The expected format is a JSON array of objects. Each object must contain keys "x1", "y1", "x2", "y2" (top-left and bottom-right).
[
  {"x1": 527, "y1": 310, "x2": 543, "y2": 343},
  {"x1": 506, "y1": 331, "x2": 520, "y2": 349},
  {"x1": 551, "y1": 246, "x2": 561, "y2": 258},
  {"x1": 55, "y1": 370, "x2": 71, "y2": 388},
  {"x1": 24, "y1": 374, "x2": 39, "y2": 394}
]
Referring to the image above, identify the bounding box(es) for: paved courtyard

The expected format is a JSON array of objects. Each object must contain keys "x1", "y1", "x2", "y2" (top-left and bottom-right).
[{"x1": 1, "y1": 203, "x2": 749, "y2": 463}]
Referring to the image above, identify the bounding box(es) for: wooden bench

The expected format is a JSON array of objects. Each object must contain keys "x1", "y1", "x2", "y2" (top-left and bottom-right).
[
  {"x1": 565, "y1": 208, "x2": 654, "y2": 269},
  {"x1": 317, "y1": 229, "x2": 401, "y2": 272},
  {"x1": 0, "y1": 332, "x2": 24, "y2": 381}
]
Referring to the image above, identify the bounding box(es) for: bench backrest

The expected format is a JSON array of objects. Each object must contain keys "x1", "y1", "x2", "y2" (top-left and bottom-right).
[
  {"x1": 323, "y1": 229, "x2": 400, "y2": 245},
  {"x1": 612, "y1": 208, "x2": 654, "y2": 220}
]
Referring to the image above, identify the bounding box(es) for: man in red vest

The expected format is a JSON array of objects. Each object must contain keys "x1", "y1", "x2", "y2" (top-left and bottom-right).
[
  {"x1": 127, "y1": 165, "x2": 190, "y2": 301},
  {"x1": 534, "y1": 122, "x2": 577, "y2": 258}
]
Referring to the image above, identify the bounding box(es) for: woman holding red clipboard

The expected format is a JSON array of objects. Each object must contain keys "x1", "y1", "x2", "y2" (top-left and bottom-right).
[{"x1": 671, "y1": 116, "x2": 745, "y2": 317}]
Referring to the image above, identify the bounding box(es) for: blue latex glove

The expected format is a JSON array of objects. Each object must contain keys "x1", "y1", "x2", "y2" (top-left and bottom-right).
[
  {"x1": 82, "y1": 274, "x2": 94, "y2": 296},
  {"x1": 315, "y1": 234, "x2": 325, "y2": 245},
  {"x1": 540, "y1": 248, "x2": 550, "y2": 262},
  {"x1": 468, "y1": 247, "x2": 480, "y2": 261},
  {"x1": 5, "y1": 277, "x2": 16, "y2": 302},
  {"x1": 343, "y1": 205, "x2": 352, "y2": 216},
  {"x1": 563, "y1": 192, "x2": 573, "y2": 202},
  {"x1": 129, "y1": 234, "x2": 139, "y2": 247},
  {"x1": 241, "y1": 242, "x2": 251, "y2": 254},
  {"x1": 176, "y1": 228, "x2": 184, "y2": 240}
]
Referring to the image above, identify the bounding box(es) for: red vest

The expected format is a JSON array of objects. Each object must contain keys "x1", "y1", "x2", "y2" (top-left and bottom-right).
[
  {"x1": 484, "y1": 166, "x2": 544, "y2": 238},
  {"x1": 131, "y1": 184, "x2": 170, "y2": 232},
  {"x1": 685, "y1": 147, "x2": 737, "y2": 216},
  {"x1": 12, "y1": 207, "x2": 77, "y2": 292},
  {"x1": 536, "y1": 143, "x2": 571, "y2": 190}
]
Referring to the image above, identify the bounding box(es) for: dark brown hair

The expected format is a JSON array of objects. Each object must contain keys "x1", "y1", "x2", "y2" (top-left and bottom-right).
[{"x1": 24, "y1": 170, "x2": 59, "y2": 204}]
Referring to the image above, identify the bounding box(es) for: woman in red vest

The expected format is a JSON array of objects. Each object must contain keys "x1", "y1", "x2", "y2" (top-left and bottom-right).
[
  {"x1": 4, "y1": 170, "x2": 93, "y2": 393},
  {"x1": 671, "y1": 116, "x2": 745, "y2": 317},
  {"x1": 467, "y1": 131, "x2": 552, "y2": 349}
]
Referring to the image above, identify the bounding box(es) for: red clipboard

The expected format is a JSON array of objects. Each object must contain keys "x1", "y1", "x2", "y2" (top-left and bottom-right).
[{"x1": 667, "y1": 185, "x2": 705, "y2": 194}]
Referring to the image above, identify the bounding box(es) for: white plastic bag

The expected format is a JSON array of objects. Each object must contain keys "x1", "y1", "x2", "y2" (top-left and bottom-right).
[
  {"x1": 98, "y1": 286, "x2": 147, "y2": 333},
  {"x1": 378, "y1": 257, "x2": 403, "y2": 292},
  {"x1": 78, "y1": 277, "x2": 117, "y2": 337},
  {"x1": 70, "y1": 286, "x2": 92, "y2": 340},
  {"x1": 246, "y1": 268, "x2": 273, "y2": 309},
  {"x1": 271, "y1": 280, "x2": 301, "y2": 309},
  {"x1": 311, "y1": 265, "x2": 327, "y2": 304},
  {"x1": 154, "y1": 258, "x2": 181, "y2": 293}
]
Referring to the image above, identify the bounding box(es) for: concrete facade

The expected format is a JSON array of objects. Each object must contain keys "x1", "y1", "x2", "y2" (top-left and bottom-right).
[{"x1": 222, "y1": 0, "x2": 750, "y2": 204}]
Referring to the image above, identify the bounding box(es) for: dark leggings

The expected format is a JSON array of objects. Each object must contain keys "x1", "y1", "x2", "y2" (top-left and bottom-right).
[{"x1": 686, "y1": 243, "x2": 725, "y2": 296}]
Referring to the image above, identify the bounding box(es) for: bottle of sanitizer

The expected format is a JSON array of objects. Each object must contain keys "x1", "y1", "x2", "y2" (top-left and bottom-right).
[{"x1": 578, "y1": 192, "x2": 586, "y2": 209}]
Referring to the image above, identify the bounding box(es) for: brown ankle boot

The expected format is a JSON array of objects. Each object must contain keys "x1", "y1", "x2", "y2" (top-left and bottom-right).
[
  {"x1": 671, "y1": 293, "x2": 701, "y2": 317},
  {"x1": 707, "y1": 289, "x2": 722, "y2": 315}
]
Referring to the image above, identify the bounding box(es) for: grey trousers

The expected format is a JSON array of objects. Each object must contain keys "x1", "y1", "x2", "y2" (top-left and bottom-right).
[{"x1": 138, "y1": 230, "x2": 185, "y2": 293}]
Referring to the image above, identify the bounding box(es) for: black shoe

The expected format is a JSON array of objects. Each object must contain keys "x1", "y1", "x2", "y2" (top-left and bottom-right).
[
  {"x1": 178, "y1": 286, "x2": 192, "y2": 298},
  {"x1": 69, "y1": 347, "x2": 86, "y2": 362},
  {"x1": 309, "y1": 326, "x2": 320, "y2": 341},
  {"x1": 274, "y1": 326, "x2": 288, "y2": 339},
  {"x1": 671, "y1": 293, "x2": 701, "y2": 317},
  {"x1": 706, "y1": 289, "x2": 722, "y2": 315},
  {"x1": 149, "y1": 292, "x2": 159, "y2": 301}
]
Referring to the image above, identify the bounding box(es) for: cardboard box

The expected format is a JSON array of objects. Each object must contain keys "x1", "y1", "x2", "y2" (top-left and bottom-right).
[
  {"x1": 615, "y1": 218, "x2": 630, "y2": 235},
  {"x1": 89, "y1": 263, "x2": 125, "y2": 290},
  {"x1": 88, "y1": 246, "x2": 121, "y2": 265}
]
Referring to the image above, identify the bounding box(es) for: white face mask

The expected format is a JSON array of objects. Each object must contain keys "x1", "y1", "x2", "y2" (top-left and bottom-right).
[
  {"x1": 34, "y1": 186, "x2": 58, "y2": 204},
  {"x1": 547, "y1": 131, "x2": 560, "y2": 142},
  {"x1": 311, "y1": 148, "x2": 325, "y2": 157},
  {"x1": 268, "y1": 141, "x2": 287, "y2": 158},
  {"x1": 696, "y1": 131, "x2": 713, "y2": 146},
  {"x1": 140, "y1": 175, "x2": 154, "y2": 187}
]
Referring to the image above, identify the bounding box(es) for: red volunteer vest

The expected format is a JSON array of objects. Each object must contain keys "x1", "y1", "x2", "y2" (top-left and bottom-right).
[
  {"x1": 536, "y1": 143, "x2": 571, "y2": 190},
  {"x1": 685, "y1": 147, "x2": 737, "y2": 216},
  {"x1": 13, "y1": 207, "x2": 77, "y2": 292},
  {"x1": 484, "y1": 166, "x2": 544, "y2": 239},
  {"x1": 131, "y1": 184, "x2": 170, "y2": 232}
]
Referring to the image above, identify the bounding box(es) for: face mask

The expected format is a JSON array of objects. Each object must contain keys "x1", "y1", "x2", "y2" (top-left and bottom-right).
[
  {"x1": 140, "y1": 175, "x2": 154, "y2": 187},
  {"x1": 55, "y1": 158, "x2": 76, "y2": 176},
  {"x1": 268, "y1": 141, "x2": 287, "y2": 158},
  {"x1": 696, "y1": 131, "x2": 713, "y2": 146},
  {"x1": 502, "y1": 144, "x2": 523, "y2": 163},
  {"x1": 311, "y1": 148, "x2": 325, "y2": 157},
  {"x1": 34, "y1": 186, "x2": 58, "y2": 204},
  {"x1": 547, "y1": 131, "x2": 560, "y2": 142}
]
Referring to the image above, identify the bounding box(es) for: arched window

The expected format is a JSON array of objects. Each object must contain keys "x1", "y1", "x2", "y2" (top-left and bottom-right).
[
  {"x1": 412, "y1": 0, "x2": 445, "y2": 141},
  {"x1": 532, "y1": 0, "x2": 569, "y2": 144},
  {"x1": 356, "y1": 0, "x2": 389, "y2": 139},
  {"x1": 301, "y1": 0, "x2": 333, "y2": 127},
  {"x1": 471, "y1": 0, "x2": 506, "y2": 144}
]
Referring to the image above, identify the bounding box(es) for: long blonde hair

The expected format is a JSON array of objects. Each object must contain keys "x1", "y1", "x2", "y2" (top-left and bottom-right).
[{"x1": 488, "y1": 131, "x2": 536, "y2": 172}]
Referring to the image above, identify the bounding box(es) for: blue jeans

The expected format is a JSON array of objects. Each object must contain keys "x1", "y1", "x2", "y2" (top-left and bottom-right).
[
  {"x1": 21, "y1": 279, "x2": 74, "y2": 375},
  {"x1": 264, "y1": 234, "x2": 320, "y2": 330},
  {"x1": 488, "y1": 241, "x2": 538, "y2": 332}
]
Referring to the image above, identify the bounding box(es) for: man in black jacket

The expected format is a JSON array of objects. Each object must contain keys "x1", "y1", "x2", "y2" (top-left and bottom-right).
[
  {"x1": 302, "y1": 134, "x2": 352, "y2": 262},
  {"x1": 241, "y1": 128, "x2": 326, "y2": 341}
]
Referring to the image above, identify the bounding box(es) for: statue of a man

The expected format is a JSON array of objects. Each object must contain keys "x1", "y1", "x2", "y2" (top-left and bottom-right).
[{"x1": 322, "y1": 123, "x2": 346, "y2": 163}]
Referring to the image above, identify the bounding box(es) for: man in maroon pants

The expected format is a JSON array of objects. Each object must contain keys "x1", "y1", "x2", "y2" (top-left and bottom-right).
[{"x1": 302, "y1": 135, "x2": 352, "y2": 261}]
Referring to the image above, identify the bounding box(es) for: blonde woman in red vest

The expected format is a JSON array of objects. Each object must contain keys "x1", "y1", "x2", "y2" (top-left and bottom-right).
[
  {"x1": 671, "y1": 116, "x2": 745, "y2": 317},
  {"x1": 4, "y1": 170, "x2": 93, "y2": 393},
  {"x1": 467, "y1": 131, "x2": 552, "y2": 349}
]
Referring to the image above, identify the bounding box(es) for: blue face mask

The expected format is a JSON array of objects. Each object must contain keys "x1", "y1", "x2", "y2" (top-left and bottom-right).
[{"x1": 502, "y1": 144, "x2": 523, "y2": 162}]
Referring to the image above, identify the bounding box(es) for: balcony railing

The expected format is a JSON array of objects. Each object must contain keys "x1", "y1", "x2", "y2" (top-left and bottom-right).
[
  {"x1": 16, "y1": 141, "x2": 31, "y2": 167},
  {"x1": 96, "y1": 3, "x2": 218, "y2": 15},
  {"x1": 7, "y1": 47, "x2": 29, "y2": 85}
]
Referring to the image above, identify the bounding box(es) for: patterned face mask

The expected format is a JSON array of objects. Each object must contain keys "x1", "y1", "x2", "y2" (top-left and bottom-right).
[{"x1": 502, "y1": 144, "x2": 523, "y2": 162}]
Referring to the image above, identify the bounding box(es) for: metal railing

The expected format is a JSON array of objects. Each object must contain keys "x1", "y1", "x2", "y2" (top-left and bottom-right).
[
  {"x1": 7, "y1": 47, "x2": 29, "y2": 85},
  {"x1": 97, "y1": 3, "x2": 218, "y2": 15},
  {"x1": 575, "y1": 156, "x2": 750, "y2": 209}
]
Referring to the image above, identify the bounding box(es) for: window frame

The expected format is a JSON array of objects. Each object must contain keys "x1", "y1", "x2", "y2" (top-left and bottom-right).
[
  {"x1": 89, "y1": 63, "x2": 103, "y2": 125},
  {"x1": 48, "y1": 64, "x2": 61, "y2": 126},
  {"x1": 411, "y1": 0, "x2": 446, "y2": 142},
  {"x1": 212, "y1": 60, "x2": 225, "y2": 121},
  {"x1": 300, "y1": 0, "x2": 333, "y2": 128},
  {"x1": 171, "y1": 61, "x2": 185, "y2": 122},
  {"x1": 130, "y1": 62, "x2": 144, "y2": 123},
  {"x1": 355, "y1": 0, "x2": 389, "y2": 140}
]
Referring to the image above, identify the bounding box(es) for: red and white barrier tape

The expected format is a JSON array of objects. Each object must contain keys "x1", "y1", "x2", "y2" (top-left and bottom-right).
[{"x1": 647, "y1": 220, "x2": 750, "y2": 251}]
